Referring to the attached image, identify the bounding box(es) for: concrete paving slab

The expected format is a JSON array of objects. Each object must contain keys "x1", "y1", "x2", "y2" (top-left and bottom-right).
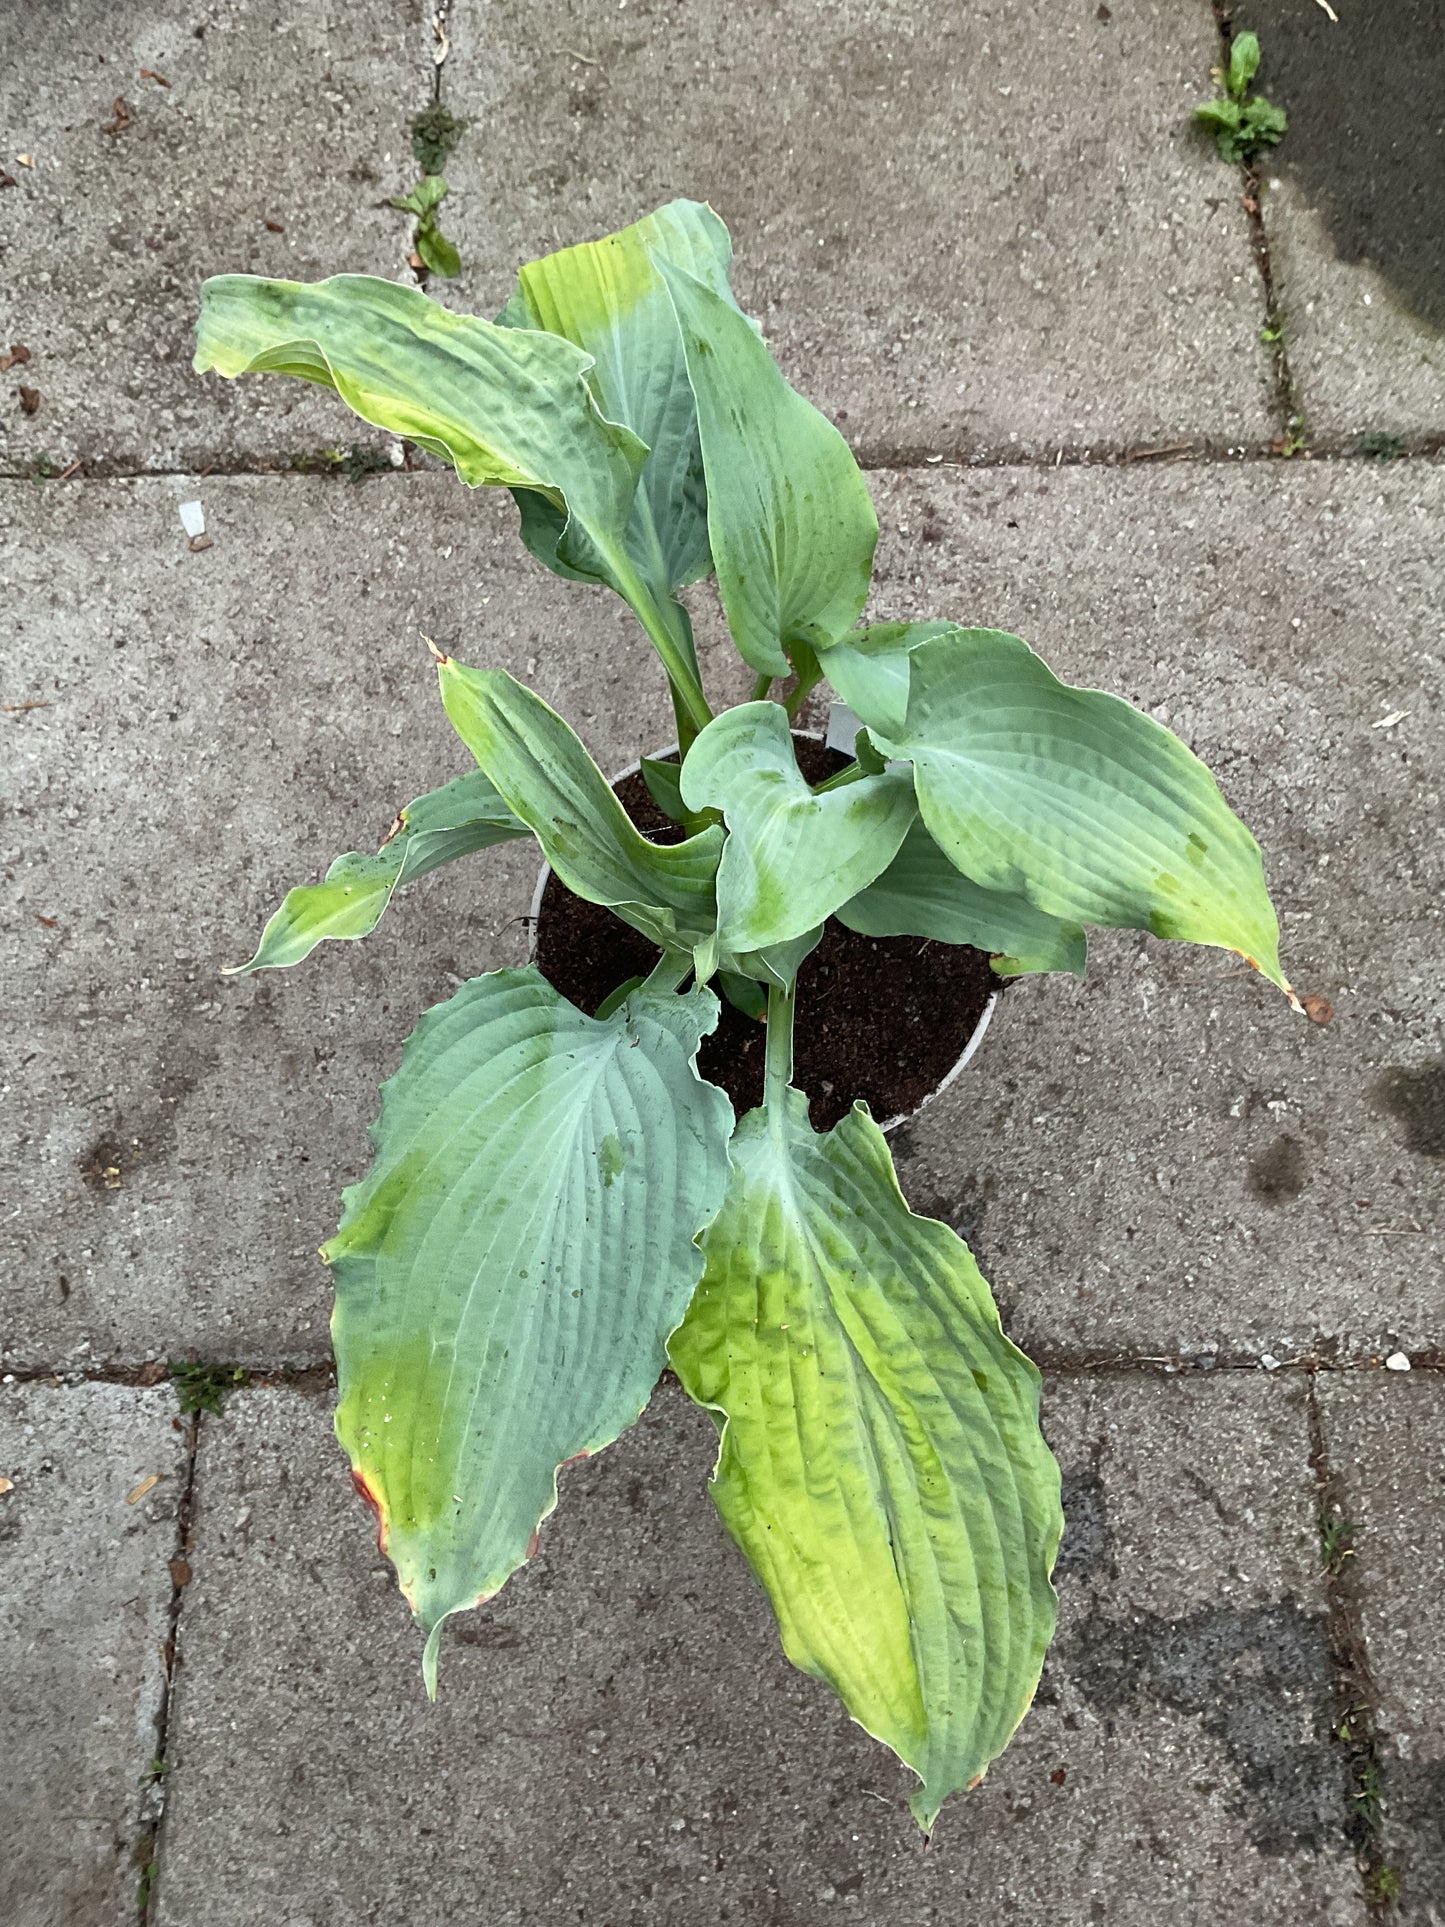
[
  {"x1": 1, "y1": 474, "x2": 755, "y2": 1371},
  {"x1": 0, "y1": 0, "x2": 432, "y2": 475},
  {"x1": 1, "y1": 1381, "x2": 186, "y2": 1927},
  {"x1": 440, "y1": 0, "x2": 1275, "y2": 459},
  {"x1": 1317, "y1": 1375, "x2": 1445, "y2": 1922},
  {"x1": 4, "y1": 459, "x2": 1440, "y2": 1369},
  {"x1": 1235, "y1": 1, "x2": 1445, "y2": 442},
  {"x1": 875, "y1": 461, "x2": 1445, "y2": 1361},
  {"x1": 151, "y1": 1372, "x2": 1363, "y2": 1926}
]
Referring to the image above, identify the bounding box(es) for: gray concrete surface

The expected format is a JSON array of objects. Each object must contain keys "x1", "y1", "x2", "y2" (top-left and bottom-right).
[
  {"x1": 1238, "y1": 0, "x2": 1445, "y2": 443},
  {"x1": 441, "y1": 0, "x2": 1275, "y2": 459},
  {"x1": 1318, "y1": 1376, "x2": 1445, "y2": 1922},
  {"x1": 0, "y1": 1, "x2": 431, "y2": 474},
  {"x1": 1, "y1": 1381, "x2": 186, "y2": 1927},
  {"x1": 151, "y1": 1374, "x2": 1364, "y2": 1927},
  {"x1": 6, "y1": 464, "x2": 1438, "y2": 1369}
]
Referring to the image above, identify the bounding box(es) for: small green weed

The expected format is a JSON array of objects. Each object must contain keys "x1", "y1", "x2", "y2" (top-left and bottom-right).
[
  {"x1": 411, "y1": 105, "x2": 466, "y2": 175},
  {"x1": 1355, "y1": 1758, "x2": 1385, "y2": 1829},
  {"x1": 1354, "y1": 431, "x2": 1407, "y2": 462},
  {"x1": 1195, "y1": 32, "x2": 1288, "y2": 164},
  {"x1": 292, "y1": 443, "x2": 395, "y2": 482},
  {"x1": 1318, "y1": 1506, "x2": 1355, "y2": 1574},
  {"x1": 390, "y1": 173, "x2": 461, "y2": 279},
  {"x1": 1364, "y1": 1864, "x2": 1402, "y2": 1905},
  {"x1": 169, "y1": 1360, "x2": 248, "y2": 1417},
  {"x1": 390, "y1": 108, "x2": 467, "y2": 280},
  {"x1": 136, "y1": 1860, "x2": 157, "y2": 1912}
]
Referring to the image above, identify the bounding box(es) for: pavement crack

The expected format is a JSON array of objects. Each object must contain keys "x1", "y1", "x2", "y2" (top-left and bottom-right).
[
  {"x1": 134, "y1": 1408, "x2": 203, "y2": 1926},
  {"x1": 1, "y1": 444, "x2": 1442, "y2": 489},
  {"x1": 1209, "y1": 3, "x2": 1305, "y2": 455},
  {"x1": 1305, "y1": 1371, "x2": 1399, "y2": 1914}
]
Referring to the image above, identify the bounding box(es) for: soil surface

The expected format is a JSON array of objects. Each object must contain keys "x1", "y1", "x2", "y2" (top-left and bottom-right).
[{"x1": 533, "y1": 737, "x2": 999, "y2": 1130}]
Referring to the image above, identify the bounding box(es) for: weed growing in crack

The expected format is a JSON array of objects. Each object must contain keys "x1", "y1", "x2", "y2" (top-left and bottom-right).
[
  {"x1": 411, "y1": 104, "x2": 466, "y2": 174},
  {"x1": 292, "y1": 443, "x2": 396, "y2": 482},
  {"x1": 1354, "y1": 431, "x2": 1407, "y2": 462},
  {"x1": 388, "y1": 106, "x2": 467, "y2": 279},
  {"x1": 1364, "y1": 1864, "x2": 1403, "y2": 1905},
  {"x1": 169, "y1": 1360, "x2": 248, "y2": 1417},
  {"x1": 1195, "y1": 31, "x2": 1288, "y2": 164},
  {"x1": 1318, "y1": 1506, "x2": 1355, "y2": 1576}
]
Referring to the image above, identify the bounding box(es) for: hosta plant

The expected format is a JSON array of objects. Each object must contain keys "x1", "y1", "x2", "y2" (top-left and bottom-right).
[{"x1": 196, "y1": 201, "x2": 1293, "y2": 1832}]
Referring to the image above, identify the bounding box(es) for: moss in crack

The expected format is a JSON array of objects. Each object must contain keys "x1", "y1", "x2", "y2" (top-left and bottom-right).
[
  {"x1": 411, "y1": 105, "x2": 466, "y2": 175},
  {"x1": 169, "y1": 1360, "x2": 248, "y2": 1417}
]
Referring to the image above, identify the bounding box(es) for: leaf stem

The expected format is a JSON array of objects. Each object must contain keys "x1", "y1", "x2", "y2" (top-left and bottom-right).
[
  {"x1": 812, "y1": 760, "x2": 870, "y2": 794},
  {"x1": 750, "y1": 672, "x2": 774, "y2": 702},
  {"x1": 644, "y1": 950, "x2": 694, "y2": 996},
  {"x1": 608, "y1": 552, "x2": 714, "y2": 739},
  {"x1": 764, "y1": 979, "x2": 796, "y2": 1107}
]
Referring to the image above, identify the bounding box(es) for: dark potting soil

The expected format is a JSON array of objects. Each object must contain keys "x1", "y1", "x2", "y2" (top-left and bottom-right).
[{"x1": 532, "y1": 737, "x2": 1000, "y2": 1132}]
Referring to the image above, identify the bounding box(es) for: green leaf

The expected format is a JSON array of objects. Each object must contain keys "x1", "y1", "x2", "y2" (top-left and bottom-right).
[
  {"x1": 331, "y1": 966, "x2": 734, "y2": 1688},
  {"x1": 654, "y1": 255, "x2": 878, "y2": 677},
  {"x1": 437, "y1": 655, "x2": 723, "y2": 955},
  {"x1": 838, "y1": 820, "x2": 1087, "y2": 977},
  {"x1": 412, "y1": 173, "x2": 449, "y2": 214},
  {"x1": 820, "y1": 621, "x2": 962, "y2": 738},
  {"x1": 680, "y1": 701, "x2": 915, "y2": 950},
  {"x1": 499, "y1": 200, "x2": 738, "y2": 598},
  {"x1": 194, "y1": 273, "x2": 646, "y2": 583},
  {"x1": 669, "y1": 1091, "x2": 1062, "y2": 1830},
  {"x1": 1241, "y1": 97, "x2": 1288, "y2": 149},
  {"x1": 639, "y1": 753, "x2": 688, "y2": 827},
  {"x1": 229, "y1": 770, "x2": 529, "y2": 974},
  {"x1": 718, "y1": 971, "x2": 768, "y2": 1021},
  {"x1": 1228, "y1": 30, "x2": 1261, "y2": 99},
  {"x1": 872, "y1": 629, "x2": 1290, "y2": 994},
  {"x1": 416, "y1": 220, "x2": 461, "y2": 280},
  {"x1": 1193, "y1": 99, "x2": 1243, "y2": 136}
]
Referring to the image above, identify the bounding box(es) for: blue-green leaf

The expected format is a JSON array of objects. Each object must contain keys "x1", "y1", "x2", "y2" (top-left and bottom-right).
[
  {"x1": 655, "y1": 255, "x2": 878, "y2": 677},
  {"x1": 332, "y1": 966, "x2": 734, "y2": 1689},
  {"x1": 873, "y1": 629, "x2": 1292, "y2": 995},
  {"x1": 437, "y1": 655, "x2": 722, "y2": 956},
  {"x1": 837, "y1": 821, "x2": 1087, "y2": 977},
  {"x1": 228, "y1": 771, "x2": 529, "y2": 974},
  {"x1": 670, "y1": 1091, "x2": 1062, "y2": 1831},
  {"x1": 681, "y1": 701, "x2": 914, "y2": 950}
]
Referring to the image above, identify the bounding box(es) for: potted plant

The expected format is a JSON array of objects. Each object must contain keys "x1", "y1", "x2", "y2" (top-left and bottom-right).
[{"x1": 196, "y1": 201, "x2": 1294, "y2": 1833}]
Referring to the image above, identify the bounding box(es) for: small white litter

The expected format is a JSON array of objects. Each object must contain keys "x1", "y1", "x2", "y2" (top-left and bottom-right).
[
  {"x1": 1385, "y1": 1352, "x2": 1412, "y2": 1372},
  {"x1": 179, "y1": 500, "x2": 206, "y2": 539},
  {"x1": 1259, "y1": 1353, "x2": 1281, "y2": 1372},
  {"x1": 1371, "y1": 710, "x2": 1409, "y2": 731}
]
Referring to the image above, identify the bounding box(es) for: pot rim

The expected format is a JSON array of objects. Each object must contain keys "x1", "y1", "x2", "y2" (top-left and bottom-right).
[{"x1": 526, "y1": 737, "x2": 1000, "y2": 1131}]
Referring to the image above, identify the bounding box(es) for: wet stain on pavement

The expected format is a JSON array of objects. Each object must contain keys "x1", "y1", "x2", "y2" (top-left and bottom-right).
[
  {"x1": 1238, "y1": 0, "x2": 1445, "y2": 332},
  {"x1": 1247, "y1": 1133, "x2": 1309, "y2": 1205},
  {"x1": 1070, "y1": 1600, "x2": 1350, "y2": 1856},
  {"x1": 1374, "y1": 1061, "x2": 1445, "y2": 1158},
  {"x1": 1055, "y1": 1466, "x2": 1115, "y2": 1585}
]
